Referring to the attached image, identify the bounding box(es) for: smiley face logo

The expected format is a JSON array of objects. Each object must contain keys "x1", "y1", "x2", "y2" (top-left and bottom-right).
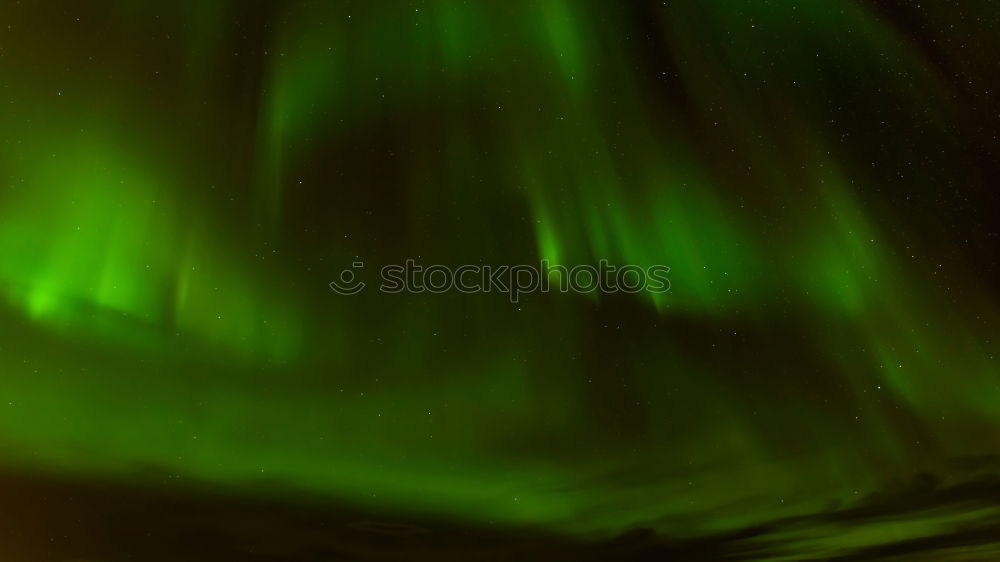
[{"x1": 329, "y1": 262, "x2": 366, "y2": 295}]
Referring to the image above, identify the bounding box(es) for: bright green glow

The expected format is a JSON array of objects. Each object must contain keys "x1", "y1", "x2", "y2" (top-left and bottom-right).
[
  {"x1": 0, "y1": 129, "x2": 301, "y2": 359},
  {"x1": 0, "y1": 0, "x2": 998, "y2": 557},
  {"x1": 0, "y1": 140, "x2": 167, "y2": 324}
]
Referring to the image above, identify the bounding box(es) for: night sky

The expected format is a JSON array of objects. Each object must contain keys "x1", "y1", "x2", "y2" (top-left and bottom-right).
[{"x1": 2, "y1": 1, "x2": 1000, "y2": 560}]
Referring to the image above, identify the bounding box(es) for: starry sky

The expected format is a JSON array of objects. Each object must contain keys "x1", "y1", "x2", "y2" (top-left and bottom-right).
[{"x1": 1, "y1": 1, "x2": 1000, "y2": 560}]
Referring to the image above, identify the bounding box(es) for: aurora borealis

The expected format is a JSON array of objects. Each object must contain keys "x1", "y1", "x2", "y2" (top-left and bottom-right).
[{"x1": 2, "y1": 1, "x2": 1000, "y2": 560}]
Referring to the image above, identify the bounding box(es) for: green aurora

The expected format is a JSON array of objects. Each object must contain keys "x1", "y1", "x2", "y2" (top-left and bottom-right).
[{"x1": 1, "y1": 1, "x2": 999, "y2": 560}]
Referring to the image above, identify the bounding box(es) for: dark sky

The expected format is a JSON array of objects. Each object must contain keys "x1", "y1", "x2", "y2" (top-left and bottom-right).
[{"x1": 0, "y1": 1, "x2": 999, "y2": 560}]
